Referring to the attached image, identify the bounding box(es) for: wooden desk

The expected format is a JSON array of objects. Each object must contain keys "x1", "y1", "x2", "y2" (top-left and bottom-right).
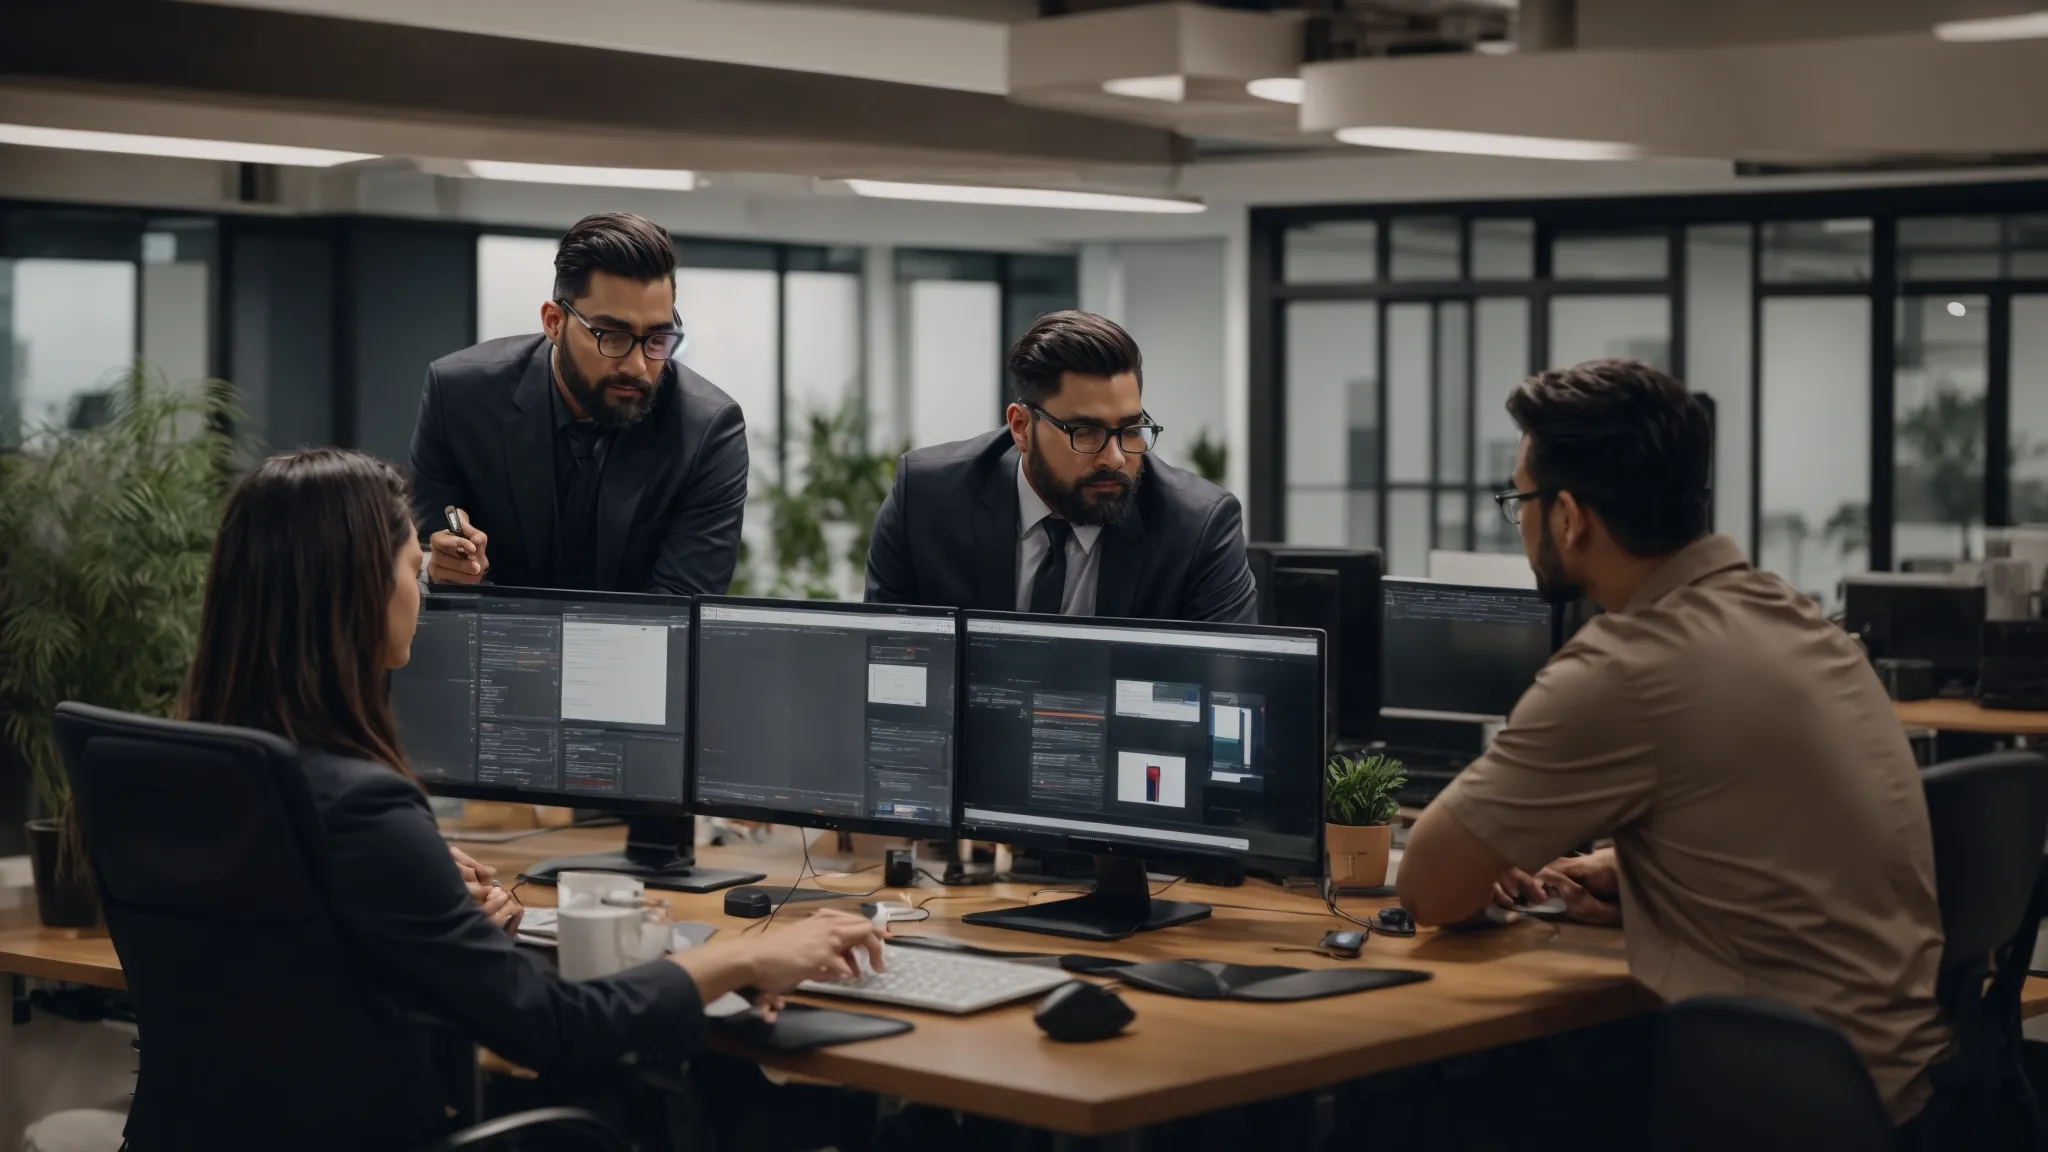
[
  {"x1": 7, "y1": 826, "x2": 2044, "y2": 1136},
  {"x1": 1894, "y1": 698, "x2": 2048, "y2": 735}
]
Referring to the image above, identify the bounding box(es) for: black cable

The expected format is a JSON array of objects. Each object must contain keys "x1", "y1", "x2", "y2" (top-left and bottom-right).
[{"x1": 744, "y1": 838, "x2": 821, "y2": 936}]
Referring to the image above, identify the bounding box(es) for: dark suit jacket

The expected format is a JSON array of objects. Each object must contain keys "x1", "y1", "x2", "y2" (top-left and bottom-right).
[
  {"x1": 864, "y1": 429, "x2": 1257, "y2": 623},
  {"x1": 408, "y1": 333, "x2": 748, "y2": 595},
  {"x1": 299, "y1": 752, "x2": 705, "y2": 1145}
]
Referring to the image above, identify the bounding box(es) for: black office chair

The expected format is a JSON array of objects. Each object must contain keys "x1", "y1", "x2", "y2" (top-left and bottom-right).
[
  {"x1": 1921, "y1": 750, "x2": 2048, "y2": 1149},
  {"x1": 55, "y1": 702, "x2": 577, "y2": 1152},
  {"x1": 422, "y1": 1106, "x2": 629, "y2": 1152},
  {"x1": 1648, "y1": 995, "x2": 1895, "y2": 1152}
]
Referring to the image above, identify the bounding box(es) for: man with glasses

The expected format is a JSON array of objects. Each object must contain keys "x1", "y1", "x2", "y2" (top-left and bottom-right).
[
  {"x1": 409, "y1": 211, "x2": 748, "y2": 594},
  {"x1": 865, "y1": 310, "x2": 1256, "y2": 623}
]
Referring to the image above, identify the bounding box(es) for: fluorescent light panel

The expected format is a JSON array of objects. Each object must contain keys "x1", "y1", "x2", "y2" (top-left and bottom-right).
[
  {"x1": 0, "y1": 123, "x2": 375, "y2": 167},
  {"x1": 465, "y1": 160, "x2": 697, "y2": 191},
  {"x1": 1245, "y1": 77, "x2": 1304, "y2": 105},
  {"x1": 1102, "y1": 74, "x2": 1186, "y2": 102},
  {"x1": 1335, "y1": 126, "x2": 1641, "y2": 161},
  {"x1": 843, "y1": 179, "x2": 1204, "y2": 214},
  {"x1": 1934, "y1": 10, "x2": 2048, "y2": 40}
]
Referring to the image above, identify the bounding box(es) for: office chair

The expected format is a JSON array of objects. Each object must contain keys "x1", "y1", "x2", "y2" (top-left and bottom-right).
[
  {"x1": 422, "y1": 1107, "x2": 630, "y2": 1152},
  {"x1": 1649, "y1": 995, "x2": 1894, "y2": 1152},
  {"x1": 54, "y1": 703, "x2": 478, "y2": 1151},
  {"x1": 1921, "y1": 750, "x2": 2048, "y2": 1149}
]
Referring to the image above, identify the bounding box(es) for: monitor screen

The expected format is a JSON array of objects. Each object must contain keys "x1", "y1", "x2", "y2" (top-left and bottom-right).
[
  {"x1": 691, "y1": 599, "x2": 958, "y2": 836},
  {"x1": 393, "y1": 589, "x2": 692, "y2": 810},
  {"x1": 958, "y1": 615, "x2": 1324, "y2": 866},
  {"x1": 1382, "y1": 578, "x2": 1554, "y2": 720}
]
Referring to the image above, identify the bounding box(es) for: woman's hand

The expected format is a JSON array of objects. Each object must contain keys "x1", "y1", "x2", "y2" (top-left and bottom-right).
[
  {"x1": 672, "y1": 910, "x2": 886, "y2": 1004},
  {"x1": 449, "y1": 844, "x2": 523, "y2": 935}
]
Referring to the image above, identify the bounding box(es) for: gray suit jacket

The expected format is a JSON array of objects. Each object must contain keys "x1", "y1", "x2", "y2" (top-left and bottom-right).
[
  {"x1": 864, "y1": 429, "x2": 1257, "y2": 623},
  {"x1": 407, "y1": 334, "x2": 748, "y2": 595}
]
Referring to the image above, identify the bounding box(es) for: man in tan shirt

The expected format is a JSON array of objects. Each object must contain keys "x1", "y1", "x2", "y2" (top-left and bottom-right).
[{"x1": 1399, "y1": 359, "x2": 1950, "y2": 1130}]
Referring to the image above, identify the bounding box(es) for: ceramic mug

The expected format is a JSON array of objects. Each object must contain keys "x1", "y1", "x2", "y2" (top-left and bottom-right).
[
  {"x1": 558, "y1": 895, "x2": 671, "y2": 981},
  {"x1": 555, "y1": 870, "x2": 645, "y2": 910}
]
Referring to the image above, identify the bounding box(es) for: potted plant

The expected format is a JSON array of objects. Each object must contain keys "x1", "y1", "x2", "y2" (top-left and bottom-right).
[
  {"x1": 0, "y1": 367, "x2": 235, "y2": 927},
  {"x1": 734, "y1": 394, "x2": 904, "y2": 600},
  {"x1": 1325, "y1": 753, "x2": 1406, "y2": 891}
]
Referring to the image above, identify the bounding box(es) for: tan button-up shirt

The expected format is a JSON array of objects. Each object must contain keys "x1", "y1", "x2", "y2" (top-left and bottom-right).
[{"x1": 1436, "y1": 534, "x2": 1949, "y2": 1123}]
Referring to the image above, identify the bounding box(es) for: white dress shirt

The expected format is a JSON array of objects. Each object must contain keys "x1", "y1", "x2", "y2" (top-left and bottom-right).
[{"x1": 1015, "y1": 459, "x2": 1103, "y2": 616}]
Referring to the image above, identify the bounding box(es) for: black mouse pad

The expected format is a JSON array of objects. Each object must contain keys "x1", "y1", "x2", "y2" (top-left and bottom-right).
[
  {"x1": 1107, "y1": 959, "x2": 1431, "y2": 1001},
  {"x1": 713, "y1": 1003, "x2": 912, "y2": 1051}
]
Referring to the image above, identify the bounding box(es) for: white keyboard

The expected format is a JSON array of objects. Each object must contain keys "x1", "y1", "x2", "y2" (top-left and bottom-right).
[{"x1": 797, "y1": 943, "x2": 1073, "y2": 1014}]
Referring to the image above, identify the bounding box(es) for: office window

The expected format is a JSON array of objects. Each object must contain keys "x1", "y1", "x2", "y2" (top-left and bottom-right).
[
  {"x1": 2, "y1": 258, "x2": 137, "y2": 445},
  {"x1": 1284, "y1": 221, "x2": 1378, "y2": 284},
  {"x1": 1385, "y1": 303, "x2": 1431, "y2": 484},
  {"x1": 1762, "y1": 219, "x2": 1872, "y2": 283},
  {"x1": 905, "y1": 280, "x2": 1000, "y2": 450},
  {"x1": 2012, "y1": 295, "x2": 2048, "y2": 522},
  {"x1": 2010, "y1": 216, "x2": 2048, "y2": 278},
  {"x1": 1687, "y1": 224, "x2": 1754, "y2": 550},
  {"x1": 1552, "y1": 231, "x2": 1666, "y2": 280},
  {"x1": 1897, "y1": 216, "x2": 2003, "y2": 281},
  {"x1": 678, "y1": 268, "x2": 779, "y2": 468},
  {"x1": 1549, "y1": 295, "x2": 1670, "y2": 371},
  {"x1": 1473, "y1": 296, "x2": 1530, "y2": 498},
  {"x1": 1387, "y1": 490, "x2": 1431, "y2": 577},
  {"x1": 1760, "y1": 297, "x2": 1870, "y2": 607},
  {"x1": 1470, "y1": 219, "x2": 1534, "y2": 280},
  {"x1": 782, "y1": 268, "x2": 863, "y2": 472},
  {"x1": 477, "y1": 235, "x2": 556, "y2": 343},
  {"x1": 1390, "y1": 217, "x2": 1460, "y2": 281},
  {"x1": 1894, "y1": 295, "x2": 1987, "y2": 565},
  {"x1": 1284, "y1": 301, "x2": 1376, "y2": 546},
  {"x1": 1436, "y1": 302, "x2": 1471, "y2": 485}
]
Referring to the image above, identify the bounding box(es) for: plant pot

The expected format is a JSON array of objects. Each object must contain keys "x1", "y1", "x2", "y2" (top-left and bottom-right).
[
  {"x1": 1326, "y1": 822, "x2": 1393, "y2": 890},
  {"x1": 26, "y1": 819, "x2": 98, "y2": 929}
]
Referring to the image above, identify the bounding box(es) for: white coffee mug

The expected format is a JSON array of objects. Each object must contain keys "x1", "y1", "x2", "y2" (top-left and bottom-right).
[
  {"x1": 555, "y1": 871, "x2": 644, "y2": 911},
  {"x1": 558, "y1": 897, "x2": 670, "y2": 981}
]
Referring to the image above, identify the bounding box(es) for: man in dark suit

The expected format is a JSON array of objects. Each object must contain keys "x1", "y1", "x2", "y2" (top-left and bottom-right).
[
  {"x1": 410, "y1": 212, "x2": 747, "y2": 595},
  {"x1": 865, "y1": 310, "x2": 1256, "y2": 623}
]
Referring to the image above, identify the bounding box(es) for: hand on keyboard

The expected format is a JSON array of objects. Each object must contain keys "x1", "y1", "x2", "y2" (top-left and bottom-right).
[
  {"x1": 744, "y1": 909, "x2": 887, "y2": 996},
  {"x1": 798, "y1": 943, "x2": 1074, "y2": 1014}
]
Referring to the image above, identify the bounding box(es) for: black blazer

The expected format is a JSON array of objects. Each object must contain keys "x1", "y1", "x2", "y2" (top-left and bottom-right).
[
  {"x1": 300, "y1": 752, "x2": 706, "y2": 1143},
  {"x1": 864, "y1": 430, "x2": 1258, "y2": 623},
  {"x1": 408, "y1": 334, "x2": 749, "y2": 595}
]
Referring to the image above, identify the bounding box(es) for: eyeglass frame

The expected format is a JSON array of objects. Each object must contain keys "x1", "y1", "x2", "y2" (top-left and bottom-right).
[
  {"x1": 1024, "y1": 405, "x2": 1164, "y2": 455},
  {"x1": 1491, "y1": 486, "x2": 1553, "y2": 526},
  {"x1": 554, "y1": 299, "x2": 688, "y2": 361}
]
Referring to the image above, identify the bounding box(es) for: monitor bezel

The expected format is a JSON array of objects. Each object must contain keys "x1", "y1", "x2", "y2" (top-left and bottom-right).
[
  {"x1": 687, "y1": 595, "x2": 962, "y2": 840},
  {"x1": 404, "y1": 586, "x2": 697, "y2": 815},
  {"x1": 954, "y1": 609, "x2": 1328, "y2": 871}
]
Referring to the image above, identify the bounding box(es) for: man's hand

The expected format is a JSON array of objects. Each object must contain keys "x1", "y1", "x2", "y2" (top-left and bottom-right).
[
  {"x1": 1536, "y1": 847, "x2": 1622, "y2": 927},
  {"x1": 742, "y1": 910, "x2": 887, "y2": 995},
  {"x1": 1491, "y1": 866, "x2": 1549, "y2": 909},
  {"x1": 428, "y1": 507, "x2": 489, "y2": 585}
]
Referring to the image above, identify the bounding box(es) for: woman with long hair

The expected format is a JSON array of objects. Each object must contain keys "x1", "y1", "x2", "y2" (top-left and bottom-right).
[{"x1": 177, "y1": 448, "x2": 881, "y2": 1147}]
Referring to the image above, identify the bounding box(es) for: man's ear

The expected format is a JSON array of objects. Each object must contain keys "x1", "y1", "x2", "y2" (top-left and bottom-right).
[
  {"x1": 540, "y1": 299, "x2": 565, "y2": 344},
  {"x1": 1553, "y1": 490, "x2": 1587, "y2": 552},
  {"x1": 1006, "y1": 403, "x2": 1031, "y2": 452}
]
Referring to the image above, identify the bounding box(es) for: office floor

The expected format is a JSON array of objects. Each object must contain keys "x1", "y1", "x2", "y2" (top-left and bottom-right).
[{"x1": 0, "y1": 859, "x2": 133, "y2": 1147}]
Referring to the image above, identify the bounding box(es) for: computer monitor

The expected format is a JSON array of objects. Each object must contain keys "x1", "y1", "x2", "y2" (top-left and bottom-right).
[
  {"x1": 1842, "y1": 575, "x2": 1987, "y2": 688},
  {"x1": 690, "y1": 597, "x2": 959, "y2": 840},
  {"x1": 957, "y1": 612, "x2": 1326, "y2": 941},
  {"x1": 1268, "y1": 567, "x2": 1343, "y2": 749},
  {"x1": 391, "y1": 587, "x2": 762, "y2": 893},
  {"x1": 1381, "y1": 578, "x2": 1554, "y2": 722},
  {"x1": 1246, "y1": 544, "x2": 1382, "y2": 746}
]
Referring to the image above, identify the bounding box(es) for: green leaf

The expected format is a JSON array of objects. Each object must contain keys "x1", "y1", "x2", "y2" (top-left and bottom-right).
[{"x1": 1325, "y1": 753, "x2": 1407, "y2": 826}]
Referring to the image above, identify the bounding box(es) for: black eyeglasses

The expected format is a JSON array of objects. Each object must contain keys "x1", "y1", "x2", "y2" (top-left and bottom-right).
[
  {"x1": 1492, "y1": 486, "x2": 1551, "y2": 526},
  {"x1": 1027, "y1": 406, "x2": 1163, "y2": 455},
  {"x1": 555, "y1": 299, "x2": 686, "y2": 360}
]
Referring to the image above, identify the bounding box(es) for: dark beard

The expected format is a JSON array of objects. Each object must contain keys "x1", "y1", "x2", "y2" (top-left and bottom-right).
[
  {"x1": 556, "y1": 342, "x2": 655, "y2": 431},
  {"x1": 1026, "y1": 428, "x2": 1137, "y2": 528},
  {"x1": 1532, "y1": 518, "x2": 1584, "y2": 606}
]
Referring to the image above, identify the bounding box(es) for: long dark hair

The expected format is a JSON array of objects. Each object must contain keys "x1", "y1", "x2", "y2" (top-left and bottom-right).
[{"x1": 182, "y1": 448, "x2": 414, "y2": 772}]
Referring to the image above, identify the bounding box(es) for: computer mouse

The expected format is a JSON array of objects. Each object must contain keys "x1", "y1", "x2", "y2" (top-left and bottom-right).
[
  {"x1": 1375, "y1": 907, "x2": 1416, "y2": 937},
  {"x1": 858, "y1": 900, "x2": 928, "y2": 924},
  {"x1": 1513, "y1": 895, "x2": 1570, "y2": 919},
  {"x1": 724, "y1": 888, "x2": 773, "y2": 919},
  {"x1": 1033, "y1": 981, "x2": 1134, "y2": 1042}
]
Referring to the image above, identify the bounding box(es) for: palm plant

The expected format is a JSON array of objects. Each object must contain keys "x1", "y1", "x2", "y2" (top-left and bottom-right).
[
  {"x1": 1325, "y1": 753, "x2": 1406, "y2": 827},
  {"x1": 0, "y1": 366, "x2": 237, "y2": 824},
  {"x1": 739, "y1": 395, "x2": 904, "y2": 600}
]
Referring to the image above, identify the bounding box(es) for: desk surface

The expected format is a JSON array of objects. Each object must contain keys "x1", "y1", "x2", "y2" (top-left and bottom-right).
[
  {"x1": 1895, "y1": 697, "x2": 2048, "y2": 735},
  {"x1": 3, "y1": 825, "x2": 2038, "y2": 1136}
]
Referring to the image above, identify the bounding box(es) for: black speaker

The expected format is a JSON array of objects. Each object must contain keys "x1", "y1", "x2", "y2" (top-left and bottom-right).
[{"x1": 1978, "y1": 620, "x2": 2048, "y2": 711}]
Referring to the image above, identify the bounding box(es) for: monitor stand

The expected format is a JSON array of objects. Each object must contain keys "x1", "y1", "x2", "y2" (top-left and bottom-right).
[
  {"x1": 520, "y1": 816, "x2": 764, "y2": 894},
  {"x1": 961, "y1": 856, "x2": 1211, "y2": 942}
]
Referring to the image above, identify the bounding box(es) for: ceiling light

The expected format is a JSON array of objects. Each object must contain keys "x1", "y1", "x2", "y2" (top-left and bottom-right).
[
  {"x1": 1334, "y1": 126, "x2": 1641, "y2": 161},
  {"x1": 1934, "y1": 11, "x2": 2048, "y2": 41},
  {"x1": 1948, "y1": 300, "x2": 1969, "y2": 317},
  {"x1": 1245, "y1": 77, "x2": 1304, "y2": 105},
  {"x1": 465, "y1": 160, "x2": 698, "y2": 191},
  {"x1": 1102, "y1": 75, "x2": 1186, "y2": 102},
  {"x1": 1474, "y1": 39, "x2": 1519, "y2": 56},
  {"x1": 0, "y1": 123, "x2": 375, "y2": 167},
  {"x1": 843, "y1": 180, "x2": 1204, "y2": 214}
]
